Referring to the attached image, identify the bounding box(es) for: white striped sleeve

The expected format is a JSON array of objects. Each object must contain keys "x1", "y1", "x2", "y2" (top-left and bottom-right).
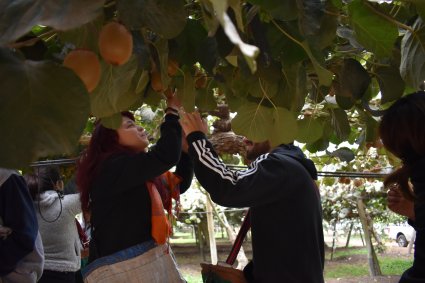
[{"x1": 192, "y1": 139, "x2": 269, "y2": 185}]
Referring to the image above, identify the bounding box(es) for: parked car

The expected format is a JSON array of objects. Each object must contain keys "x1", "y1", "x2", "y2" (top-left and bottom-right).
[{"x1": 384, "y1": 223, "x2": 415, "y2": 247}]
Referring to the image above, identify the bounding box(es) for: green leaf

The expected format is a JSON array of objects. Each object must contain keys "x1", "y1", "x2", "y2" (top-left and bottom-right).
[
  {"x1": 339, "y1": 58, "x2": 371, "y2": 100},
  {"x1": 280, "y1": 62, "x2": 308, "y2": 112},
  {"x1": 58, "y1": 16, "x2": 104, "y2": 52},
  {"x1": 209, "y1": 0, "x2": 260, "y2": 73},
  {"x1": 269, "y1": 107, "x2": 298, "y2": 146},
  {"x1": 231, "y1": 103, "x2": 273, "y2": 142},
  {"x1": 400, "y1": 17, "x2": 425, "y2": 89},
  {"x1": 174, "y1": 20, "x2": 208, "y2": 66},
  {"x1": 328, "y1": 147, "x2": 355, "y2": 162},
  {"x1": 90, "y1": 56, "x2": 139, "y2": 118},
  {"x1": 302, "y1": 41, "x2": 333, "y2": 86},
  {"x1": 0, "y1": 0, "x2": 104, "y2": 45},
  {"x1": 348, "y1": 0, "x2": 398, "y2": 58},
  {"x1": 0, "y1": 48, "x2": 90, "y2": 168},
  {"x1": 374, "y1": 65, "x2": 404, "y2": 104},
  {"x1": 174, "y1": 68, "x2": 196, "y2": 112},
  {"x1": 296, "y1": 117, "x2": 323, "y2": 143},
  {"x1": 411, "y1": 0, "x2": 425, "y2": 20},
  {"x1": 101, "y1": 113, "x2": 123, "y2": 129},
  {"x1": 195, "y1": 87, "x2": 217, "y2": 112},
  {"x1": 117, "y1": 0, "x2": 186, "y2": 39},
  {"x1": 330, "y1": 108, "x2": 351, "y2": 141},
  {"x1": 265, "y1": 21, "x2": 308, "y2": 64}
]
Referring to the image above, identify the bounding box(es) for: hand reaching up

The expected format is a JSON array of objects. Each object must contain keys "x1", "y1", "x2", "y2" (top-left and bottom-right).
[{"x1": 179, "y1": 111, "x2": 209, "y2": 136}]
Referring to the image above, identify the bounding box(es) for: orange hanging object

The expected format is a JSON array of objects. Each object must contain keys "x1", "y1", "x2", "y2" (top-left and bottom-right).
[{"x1": 146, "y1": 182, "x2": 170, "y2": 245}]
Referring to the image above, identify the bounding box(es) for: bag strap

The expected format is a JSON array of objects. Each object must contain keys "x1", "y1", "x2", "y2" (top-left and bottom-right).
[{"x1": 225, "y1": 209, "x2": 251, "y2": 265}]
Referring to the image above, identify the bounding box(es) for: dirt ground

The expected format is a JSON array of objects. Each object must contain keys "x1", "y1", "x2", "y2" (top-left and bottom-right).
[{"x1": 172, "y1": 244, "x2": 411, "y2": 283}]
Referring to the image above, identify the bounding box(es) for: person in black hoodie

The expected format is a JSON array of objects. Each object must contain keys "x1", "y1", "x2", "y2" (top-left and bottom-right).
[
  {"x1": 180, "y1": 111, "x2": 324, "y2": 283},
  {"x1": 379, "y1": 91, "x2": 425, "y2": 283}
]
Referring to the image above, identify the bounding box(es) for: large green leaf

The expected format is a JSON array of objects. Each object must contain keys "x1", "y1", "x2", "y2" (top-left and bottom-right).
[
  {"x1": 209, "y1": 0, "x2": 260, "y2": 73},
  {"x1": 0, "y1": 48, "x2": 90, "y2": 168},
  {"x1": 296, "y1": 117, "x2": 323, "y2": 143},
  {"x1": 302, "y1": 41, "x2": 333, "y2": 86},
  {"x1": 231, "y1": 103, "x2": 273, "y2": 142},
  {"x1": 195, "y1": 87, "x2": 217, "y2": 112},
  {"x1": 400, "y1": 17, "x2": 425, "y2": 89},
  {"x1": 90, "y1": 56, "x2": 139, "y2": 118},
  {"x1": 0, "y1": 0, "x2": 104, "y2": 45},
  {"x1": 269, "y1": 107, "x2": 298, "y2": 146},
  {"x1": 117, "y1": 0, "x2": 186, "y2": 39},
  {"x1": 374, "y1": 65, "x2": 404, "y2": 104},
  {"x1": 348, "y1": 0, "x2": 398, "y2": 58}
]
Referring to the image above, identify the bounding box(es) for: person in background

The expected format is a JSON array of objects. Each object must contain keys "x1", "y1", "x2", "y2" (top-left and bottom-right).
[
  {"x1": 379, "y1": 91, "x2": 425, "y2": 283},
  {"x1": 25, "y1": 165, "x2": 81, "y2": 283},
  {"x1": 179, "y1": 111, "x2": 324, "y2": 283},
  {"x1": 0, "y1": 168, "x2": 44, "y2": 283},
  {"x1": 76, "y1": 93, "x2": 193, "y2": 266}
]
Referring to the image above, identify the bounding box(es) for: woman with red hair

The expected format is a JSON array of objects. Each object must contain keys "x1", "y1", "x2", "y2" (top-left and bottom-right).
[{"x1": 76, "y1": 94, "x2": 193, "y2": 281}]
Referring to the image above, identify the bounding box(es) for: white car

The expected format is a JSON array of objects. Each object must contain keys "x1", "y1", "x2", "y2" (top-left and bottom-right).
[{"x1": 384, "y1": 223, "x2": 416, "y2": 247}]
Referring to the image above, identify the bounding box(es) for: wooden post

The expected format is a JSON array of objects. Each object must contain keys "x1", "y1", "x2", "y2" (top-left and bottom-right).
[
  {"x1": 206, "y1": 197, "x2": 218, "y2": 264},
  {"x1": 357, "y1": 198, "x2": 382, "y2": 276}
]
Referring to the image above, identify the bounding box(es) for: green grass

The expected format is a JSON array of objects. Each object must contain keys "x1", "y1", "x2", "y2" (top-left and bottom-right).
[
  {"x1": 380, "y1": 257, "x2": 413, "y2": 275},
  {"x1": 324, "y1": 247, "x2": 413, "y2": 279},
  {"x1": 325, "y1": 263, "x2": 369, "y2": 278},
  {"x1": 183, "y1": 274, "x2": 203, "y2": 283}
]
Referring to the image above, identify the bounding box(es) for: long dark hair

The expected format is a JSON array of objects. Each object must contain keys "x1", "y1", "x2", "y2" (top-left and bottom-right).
[
  {"x1": 25, "y1": 165, "x2": 62, "y2": 200},
  {"x1": 76, "y1": 112, "x2": 136, "y2": 214},
  {"x1": 379, "y1": 91, "x2": 425, "y2": 200}
]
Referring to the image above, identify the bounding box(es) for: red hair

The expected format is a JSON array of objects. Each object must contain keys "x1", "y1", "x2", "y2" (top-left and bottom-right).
[{"x1": 76, "y1": 112, "x2": 136, "y2": 213}]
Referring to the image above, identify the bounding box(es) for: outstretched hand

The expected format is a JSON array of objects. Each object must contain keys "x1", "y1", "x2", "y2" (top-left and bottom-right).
[
  {"x1": 387, "y1": 185, "x2": 415, "y2": 220},
  {"x1": 179, "y1": 111, "x2": 208, "y2": 137}
]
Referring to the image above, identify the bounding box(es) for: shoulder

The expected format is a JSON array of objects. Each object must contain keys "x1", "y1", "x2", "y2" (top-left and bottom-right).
[{"x1": 0, "y1": 168, "x2": 19, "y2": 187}]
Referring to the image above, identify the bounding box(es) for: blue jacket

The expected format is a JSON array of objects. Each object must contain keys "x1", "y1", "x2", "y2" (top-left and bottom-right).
[{"x1": 0, "y1": 171, "x2": 39, "y2": 276}]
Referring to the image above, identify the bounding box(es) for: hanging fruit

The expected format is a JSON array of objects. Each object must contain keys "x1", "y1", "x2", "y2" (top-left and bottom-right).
[
  {"x1": 98, "y1": 22, "x2": 133, "y2": 65},
  {"x1": 63, "y1": 49, "x2": 101, "y2": 92}
]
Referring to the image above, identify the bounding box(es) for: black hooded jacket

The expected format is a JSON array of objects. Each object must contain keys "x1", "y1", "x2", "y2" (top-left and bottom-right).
[{"x1": 187, "y1": 132, "x2": 324, "y2": 283}]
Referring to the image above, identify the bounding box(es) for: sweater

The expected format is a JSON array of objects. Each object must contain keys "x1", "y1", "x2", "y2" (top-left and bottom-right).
[
  {"x1": 400, "y1": 157, "x2": 425, "y2": 282},
  {"x1": 89, "y1": 114, "x2": 194, "y2": 261},
  {"x1": 187, "y1": 132, "x2": 325, "y2": 283},
  {"x1": 35, "y1": 191, "x2": 81, "y2": 272}
]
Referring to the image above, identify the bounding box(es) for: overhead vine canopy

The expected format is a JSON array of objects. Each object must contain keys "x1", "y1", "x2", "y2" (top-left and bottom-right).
[{"x1": 0, "y1": 0, "x2": 424, "y2": 168}]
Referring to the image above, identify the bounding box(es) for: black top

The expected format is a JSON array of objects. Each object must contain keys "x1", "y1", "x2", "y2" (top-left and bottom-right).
[
  {"x1": 187, "y1": 132, "x2": 324, "y2": 283},
  {"x1": 400, "y1": 157, "x2": 425, "y2": 282},
  {"x1": 88, "y1": 114, "x2": 193, "y2": 260}
]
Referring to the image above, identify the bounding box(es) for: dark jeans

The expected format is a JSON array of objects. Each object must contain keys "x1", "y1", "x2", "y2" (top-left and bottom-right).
[{"x1": 39, "y1": 270, "x2": 76, "y2": 283}]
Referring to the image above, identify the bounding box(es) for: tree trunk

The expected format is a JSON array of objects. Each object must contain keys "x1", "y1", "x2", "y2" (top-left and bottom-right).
[{"x1": 357, "y1": 198, "x2": 382, "y2": 276}]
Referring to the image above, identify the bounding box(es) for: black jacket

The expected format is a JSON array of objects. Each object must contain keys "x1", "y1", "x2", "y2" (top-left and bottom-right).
[
  {"x1": 89, "y1": 114, "x2": 193, "y2": 260},
  {"x1": 187, "y1": 132, "x2": 324, "y2": 283}
]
